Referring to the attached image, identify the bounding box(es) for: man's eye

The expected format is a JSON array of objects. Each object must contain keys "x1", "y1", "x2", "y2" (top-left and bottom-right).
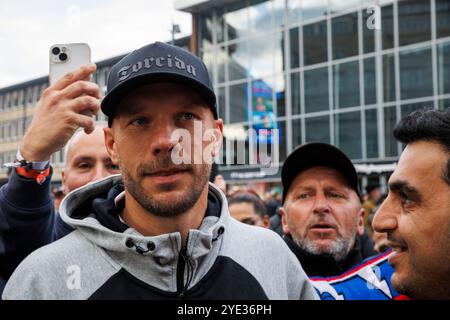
[
  {"x1": 399, "y1": 192, "x2": 413, "y2": 206},
  {"x1": 330, "y1": 192, "x2": 344, "y2": 199},
  {"x1": 181, "y1": 112, "x2": 195, "y2": 120},
  {"x1": 297, "y1": 193, "x2": 309, "y2": 200},
  {"x1": 131, "y1": 118, "x2": 147, "y2": 126},
  {"x1": 77, "y1": 162, "x2": 91, "y2": 169},
  {"x1": 108, "y1": 164, "x2": 120, "y2": 171}
]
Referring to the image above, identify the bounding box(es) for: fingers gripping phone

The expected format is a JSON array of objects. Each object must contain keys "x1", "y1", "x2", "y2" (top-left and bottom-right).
[{"x1": 49, "y1": 43, "x2": 91, "y2": 85}]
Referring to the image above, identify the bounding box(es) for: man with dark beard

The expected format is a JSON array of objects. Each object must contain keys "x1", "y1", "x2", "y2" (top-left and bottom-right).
[
  {"x1": 279, "y1": 143, "x2": 377, "y2": 277},
  {"x1": 3, "y1": 42, "x2": 317, "y2": 300}
]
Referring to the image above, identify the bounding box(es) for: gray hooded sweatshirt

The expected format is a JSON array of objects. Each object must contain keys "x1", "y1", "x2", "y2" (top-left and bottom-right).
[{"x1": 3, "y1": 175, "x2": 317, "y2": 300}]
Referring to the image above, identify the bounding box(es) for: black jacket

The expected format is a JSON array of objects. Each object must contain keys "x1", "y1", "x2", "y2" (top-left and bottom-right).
[{"x1": 284, "y1": 233, "x2": 377, "y2": 277}]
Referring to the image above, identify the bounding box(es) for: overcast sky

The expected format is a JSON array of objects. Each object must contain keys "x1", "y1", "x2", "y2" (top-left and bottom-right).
[{"x1": 0, "y1": 0, "x2": 191, "y2": 88}]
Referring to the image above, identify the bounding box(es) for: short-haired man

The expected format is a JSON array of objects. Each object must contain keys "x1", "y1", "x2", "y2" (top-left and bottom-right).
[
  {"x1": 228, "y1": 191, "x2": 270, "y2": 228},
  {"x1": 373, "y1": 109, "x2": 450, "y2": 300},
  {"x1": 280, "y1": 143, "x2": 409, "y2": 300},
  {"x1": 0, "y1": 65, "x2": 120, "y2": 294},
  {"x1": 3, "y1": 42, "x2": 316, "y2": 300},
  {"x1": 279, "y1": 143, "x2": 376, "y2": 277}
]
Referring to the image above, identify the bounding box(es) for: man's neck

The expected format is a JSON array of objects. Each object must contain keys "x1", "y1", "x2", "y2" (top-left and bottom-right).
[{"x1": 121, "y1": 186, "x2": 210, "y2": 246}]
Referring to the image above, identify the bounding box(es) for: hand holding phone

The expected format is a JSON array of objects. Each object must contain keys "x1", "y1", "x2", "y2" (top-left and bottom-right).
[{"x1": 18, "y1": 43, "x2": 101, "y2": 162}]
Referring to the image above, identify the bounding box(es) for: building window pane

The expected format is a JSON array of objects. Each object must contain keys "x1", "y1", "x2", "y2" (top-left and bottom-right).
[
  {"x1": 199, "y1": 13, "x2": 213, "y2": 51},
  {"x1": 274, "y1": 32, "x2": 284, "y2": 74},
  {"x1": 382, "y1": 5, "x2": 394, "y2": 50},
  {"x1": 401, "y1": 101, "x2": 433, "y2": 118},
  {"x1": 292, "y1": 118, "x2": 302, "y2": 148},
  {"x1": 304, "y1": 67, "x2": 329, "y2": 113},
  {"x1": 228, "y1": 41, "x2": 249, "y2": 81},
  {"x1": 275, "y1": 74, "x2": 285, "y2": 118},
  {"x1": 229, "y1": 82, "x2": 249, "y2": 123},
  {"x1": 290, "y1": 72, "x2": 301, "y2": 115},
  {"x1": 364, "y1": 57, "x2": 376, "y2": 105},
  {"x1": 289, "y1": 27, "x2": 300, "y2": 69},
  {"x1": 250, "y1": 0, "x2": 273, "y2": 33},
  {"x1": 399, "y1": 48, "x2": 432, "y2": 100},
  {"x1": 439, "y1": 99, "x2": 450, "y2": 110},
  {"x1": 330, "y1": 0, "x2": 361, "y2": 13},
  {"x1": 437, "y1": 43, "x2": 450, "y2": 95},
  {"x1": 218, "y1": 87, "x2": 226, "y2": 122},
  {"x1": 305, "y1": 115, "x2": 330, "y2": 143},
  {"x1": 332, "y1": 13, "x2": 358, "y2": 60},
  {"x1": 303, "y1": 20, "x2": 327, "y2": 66},
  {"x1": 384, "y1": 106, "x2": 398, "y2": 157},
  {"x1": 365, "y1": 109, "x2": 379, "y2": 158},
  {"x1": 398, "y1": 0, "x2": 431, "y2": 47},
  {"x1": 277, "y1": 121, "x2": 287, "y2": 162},
  {"x1": 383, "y1": 53, "x2": 396, "y2": 102},
  {"x1": 301, "y1": 0, "x2": 328, "y2": 22},
  {"x1": 249, "y1": 35, "x2": 274, "y2": 79},
  {"x1": 287, "y1": 0, "x2": 301, "y2": 24},
  {"x1": 202, "y1": 49, "x2": 214, "y2": 82},
  {"x1": 224, "y1": 3, "x2": 249, "y2": 41},
  {"x1": 362, "y1": 9, "x2": 375, "y2": 53},
  {"x1": 436, "y1": 0, "x2": 450, "y2": 38},
  {"x1": 216, "y1": 13, "x2": 225, "y2": 43},
  {"x1": 273, "y1": 0, "x2": 285, "y2": 28},
  {"x1": 334, "y1": 111, "x2": 362, "y2": 160},
  {"x1": 333, "y1": 61, "x2": 360, "y2": 109},
  {"x1": 217, "y1": 46, "x2": 227, "y2": 84}
]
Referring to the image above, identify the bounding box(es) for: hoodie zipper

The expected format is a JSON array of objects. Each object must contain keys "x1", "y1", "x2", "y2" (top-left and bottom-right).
[{"x1": 177, "y1": 234, "x2": 191, "y2": 298}]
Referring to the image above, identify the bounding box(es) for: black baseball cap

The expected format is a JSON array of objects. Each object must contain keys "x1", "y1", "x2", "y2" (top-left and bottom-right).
[
  {"x1": 101, "y1": 41, "x2": 217, "y2": 126},
  {"x1": 281, "y1": 142, "x2": 360, "y2": 203}
]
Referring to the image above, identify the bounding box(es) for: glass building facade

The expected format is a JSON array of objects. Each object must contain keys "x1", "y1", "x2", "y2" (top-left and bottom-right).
[{"x1": 177, "y1": 0, "x2": 450, "y2": 186}]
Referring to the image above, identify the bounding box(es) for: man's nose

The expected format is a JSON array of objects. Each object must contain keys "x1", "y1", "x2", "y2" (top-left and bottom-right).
[
  {"x1": 312, "y1": 193, "x2": 331, "y2": 215},
  {"x1": 372, "y1": 196, "x2": 398, "y2": 233},
  {"x1": 150, "y1": 123, "x2": 178, "y2": 156},
  {"x1": 91, "y1": 165, "x2": 107, "y2": 182}
]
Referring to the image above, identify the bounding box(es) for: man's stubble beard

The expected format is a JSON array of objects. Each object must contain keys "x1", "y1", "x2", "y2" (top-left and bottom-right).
[{"x1": 121, "y1": 159, "x2": 211, "y2": 217}]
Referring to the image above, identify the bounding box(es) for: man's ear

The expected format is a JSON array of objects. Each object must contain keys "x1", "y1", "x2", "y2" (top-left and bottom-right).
[
  {"x1": 103, "y1": 127, "x2": 119, "y2": 165},
  {"x1": 279, "y1": 206, "x2": 290, "y2": 235},
  {"x1": 212, "y1": 118, "x2": 224, "y2": 157},
  {"x1": 357, "y1": 208, "x2": 365, "y2": 236}
]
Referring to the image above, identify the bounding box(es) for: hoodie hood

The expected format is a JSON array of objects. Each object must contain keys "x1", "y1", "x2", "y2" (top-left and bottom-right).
[{"x1": 58, "y1": 174, "x2": 228, "y2": 292}]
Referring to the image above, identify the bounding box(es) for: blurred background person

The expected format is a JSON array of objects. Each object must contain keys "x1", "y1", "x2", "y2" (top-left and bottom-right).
[
  {"x1": 228, "y1": 190, "x2": 270, "y2": 228},
  {"x1": 362, "y1": 183, "x2": 383, "y2": 237},
  {"x1": 51, "y1": 186, "x2": 64, "y2": 212}
]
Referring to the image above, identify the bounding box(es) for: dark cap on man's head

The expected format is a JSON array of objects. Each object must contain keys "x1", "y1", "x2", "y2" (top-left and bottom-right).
[
  {"x1": 281, "y1": 142, "x2": 360, "y2": 203},
  {"x1": 101, "y1": 41, "x2": 217, "y2": 126}
]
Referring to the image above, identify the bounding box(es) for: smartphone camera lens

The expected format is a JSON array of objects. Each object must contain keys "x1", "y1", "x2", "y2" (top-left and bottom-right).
[
  {"x1": 52, "y1": 47, "x2": 60, "y2": 55},
  {"x1": 59, "y1": 53, "x2": 68, "y2": 61}
]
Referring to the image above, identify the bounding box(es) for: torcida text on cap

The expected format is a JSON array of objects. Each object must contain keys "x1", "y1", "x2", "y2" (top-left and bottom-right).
[{"x1": 117, "y1": 55, "x2": 197, "y2": 82}]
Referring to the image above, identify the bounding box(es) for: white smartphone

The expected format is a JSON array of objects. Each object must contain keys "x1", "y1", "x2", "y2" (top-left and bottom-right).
[{"x1": 49, "y1": 43, "x2": 91, "y2": 85}]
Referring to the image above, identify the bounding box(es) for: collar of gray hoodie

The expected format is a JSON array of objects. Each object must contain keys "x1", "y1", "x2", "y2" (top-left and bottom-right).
[{"x1": 58, "y1": 174, "x2": 228, "y2": 286}]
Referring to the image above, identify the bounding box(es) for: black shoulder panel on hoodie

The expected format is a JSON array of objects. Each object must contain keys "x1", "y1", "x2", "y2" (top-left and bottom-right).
[{"x1": 88, "y1": 256, "x2": 268, "y2": 300}]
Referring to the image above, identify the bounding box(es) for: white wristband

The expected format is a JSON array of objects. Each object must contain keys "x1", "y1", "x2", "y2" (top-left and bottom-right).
[{"x1": 16, "y1": 149, "x2": 50, "y2": 171}]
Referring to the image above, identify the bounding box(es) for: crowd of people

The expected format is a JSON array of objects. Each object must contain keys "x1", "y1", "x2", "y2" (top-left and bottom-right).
[{"x1": 0, "y1": 41, "x2": 449, "y2": 300}]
